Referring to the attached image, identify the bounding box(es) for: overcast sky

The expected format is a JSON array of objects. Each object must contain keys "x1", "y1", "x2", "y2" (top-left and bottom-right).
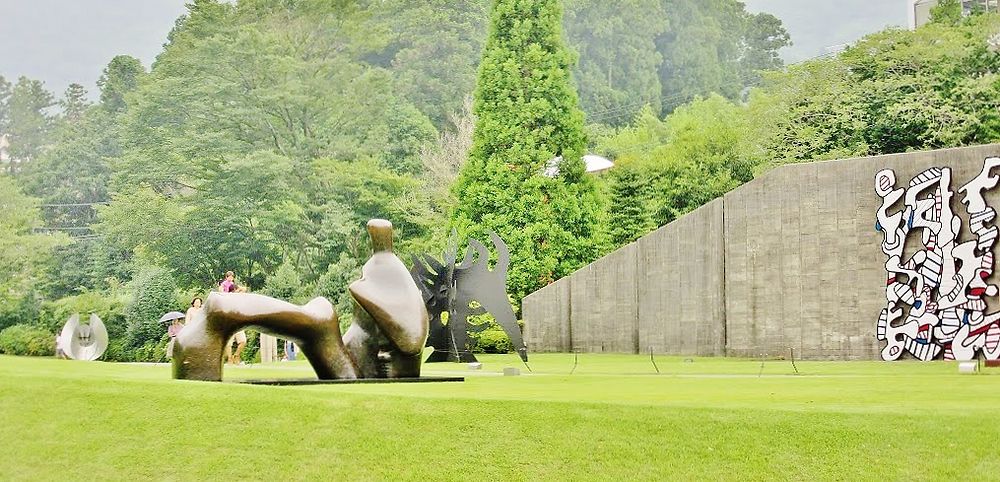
[
  {"x1": 742, "y1": 0, "x2": 908, "y2": 62},
  {"x1": 0, "y1": 0, "x2": 187, "y2": 98},
  {"x1": 0, "y1": 0, "x2": 909, "y2": 100}
]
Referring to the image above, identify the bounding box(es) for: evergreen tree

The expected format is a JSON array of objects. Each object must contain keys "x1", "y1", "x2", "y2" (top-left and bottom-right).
[
  {"x1": 452, "y1": 0, "x2": 603, "y2": 303},
  {"x1": 0, "y1": 76, "x2": 11, "y2": 133},
  {"x1": 606, "y1": 166, "x2": 655, "y2": 246},
  {"x1": 61, "y1": 83, "x2": 90, "y2": 123},
  {"x1": 97, "y1": 55, "x2": 145, "y2": 113},
  {"x1": 3, "y1": 77, "x2": 55, "y2": 172}
]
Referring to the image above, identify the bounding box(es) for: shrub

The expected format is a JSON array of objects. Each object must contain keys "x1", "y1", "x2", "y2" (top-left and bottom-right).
[
  {"x1": 124, "y1": 267, "x2": 177, "y2": 349},
  {"x1": 471, "y1": 329, "x2": 513, "y2": 354},
  {"x1": 130, "y1": 337, "x2": 168, "y2": 363},
  {"x1": 0, "y1": 292, "x2": 42, "y2": 333},
  {"x1": 102, "y1": 339, "x2": 132, "y2": 362},
  {"x1": 0, "y1": 324, "x2": 55, "y2": 357},
  {"x1": 240, "y1": 329, "x2": 260, "y2": 363}
]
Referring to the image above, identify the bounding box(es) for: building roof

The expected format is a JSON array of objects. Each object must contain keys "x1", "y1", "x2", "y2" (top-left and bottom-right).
[{"x1": 542, "y1": 154, "x2": 615, "y2": 178}]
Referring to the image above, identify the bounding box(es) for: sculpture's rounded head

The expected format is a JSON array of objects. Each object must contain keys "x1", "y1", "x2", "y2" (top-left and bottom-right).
[{"x1": 368, "y1": 219, "x2": 393, "y2": 252}]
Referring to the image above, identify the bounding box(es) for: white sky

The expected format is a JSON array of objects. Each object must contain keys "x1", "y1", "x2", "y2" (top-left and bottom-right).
[{"x1": 0, "y1": 0, "x2": 187, "y2": 98}]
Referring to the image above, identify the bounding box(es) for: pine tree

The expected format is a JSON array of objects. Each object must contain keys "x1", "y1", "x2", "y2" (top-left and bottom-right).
[
  {"x1": 607, "y1": 166, "x2": 655, "y2": 246},
  {"x1": 4, "y1": 77, "x2": 55, "y2": 171},
  {"x1": 452, "y1": 0, "x2": 603, "y2": 303},
  {"x1": 61, "y1": 83, "x2": 90, "y2": 123}
]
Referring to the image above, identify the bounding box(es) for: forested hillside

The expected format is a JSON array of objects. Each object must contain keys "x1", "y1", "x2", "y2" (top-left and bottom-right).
[{"x1": 1, "y1": 0, "x2": 997, "y2": 360}]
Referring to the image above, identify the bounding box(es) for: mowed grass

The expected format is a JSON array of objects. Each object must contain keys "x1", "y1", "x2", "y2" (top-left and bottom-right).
[{"x1": 1, "y1": 354, "x2": 999, "y2": 481}]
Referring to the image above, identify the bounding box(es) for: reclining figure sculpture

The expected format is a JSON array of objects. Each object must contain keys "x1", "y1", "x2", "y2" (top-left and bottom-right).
[{"x1": 172, "y1": 219, "x2": 429, "y2": 381}]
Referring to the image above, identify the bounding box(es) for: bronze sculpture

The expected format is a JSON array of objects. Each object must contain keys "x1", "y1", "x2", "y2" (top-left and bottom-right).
[
  {"x1": 172, "y1": 219, "x2": 429, "y2": 381},
  {"x1": 344, "y1": 219, "x2": 429, "y2": 378},
  {"x1": 410, "y1": 231, "x2": 528, "y2": 363}
]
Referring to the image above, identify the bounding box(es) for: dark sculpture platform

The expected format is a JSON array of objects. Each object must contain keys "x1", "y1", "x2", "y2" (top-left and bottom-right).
[{"x1": 233, "y1": 376, "x2": 464, "y2": 386}]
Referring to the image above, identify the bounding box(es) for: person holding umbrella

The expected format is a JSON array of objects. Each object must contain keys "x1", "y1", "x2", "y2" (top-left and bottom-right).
[{"x1": 162, "y1": 297, "x2": 204, "y2": 359}]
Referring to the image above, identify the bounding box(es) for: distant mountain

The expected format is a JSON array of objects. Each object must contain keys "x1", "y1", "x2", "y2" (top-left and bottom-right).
[{"x1": 742, "y1": 0, "x2": 908, "y2": 63}]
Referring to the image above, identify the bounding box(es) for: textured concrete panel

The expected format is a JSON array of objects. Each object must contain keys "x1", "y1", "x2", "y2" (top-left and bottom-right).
[
  {"x1": 636, "y1": 199, "x2": 726, "y2": 356},
  {"x1": 724, "y1": 144, "x2": 1000, "y2": 359},
  {"x1": 522, "y1": 276, "x2": 571, "y2": 352},
  {"x1": 569, "y1": 243, "x2": 639, "y2": 353}
]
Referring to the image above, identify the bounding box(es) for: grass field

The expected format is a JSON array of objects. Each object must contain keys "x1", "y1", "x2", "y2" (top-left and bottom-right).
[{"x1": 2, "y1": 353, "x2": 999, "y2": 481}]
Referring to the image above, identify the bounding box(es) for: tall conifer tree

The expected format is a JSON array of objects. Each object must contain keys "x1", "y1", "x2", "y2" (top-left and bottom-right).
[{"x1": 452, "y1": 0, "x2": 602, "y2": 303}]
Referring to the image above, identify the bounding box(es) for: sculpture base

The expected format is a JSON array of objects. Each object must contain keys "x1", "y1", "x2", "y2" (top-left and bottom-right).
[
  {"x1": 424, "y1": 350, "x2": 478, "y2": 363},
  {"x1": 233, "y1": 376, "x2": 464, "y2": 386}
]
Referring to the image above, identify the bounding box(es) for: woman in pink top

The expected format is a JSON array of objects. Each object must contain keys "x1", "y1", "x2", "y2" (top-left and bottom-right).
[{"x1": 219, "y1": 271, "x2": 237, "y2": 292}]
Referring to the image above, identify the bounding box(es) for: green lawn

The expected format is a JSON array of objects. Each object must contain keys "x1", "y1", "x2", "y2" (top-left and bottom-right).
[{"x1": 1, "y1": 353, "x2": 998, "y2": 481}]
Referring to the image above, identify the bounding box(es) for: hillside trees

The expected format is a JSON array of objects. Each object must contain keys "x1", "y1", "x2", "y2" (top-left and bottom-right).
[
  {"x1": 758, "y1": 11, "x2": 1000, "y2": 167},
  {"x1": 0, "y1": 177, "x2": 66, "y2": 331},
  {"x1": 656, "y1": 0, "x2": 790, "y2": 112},
  {"x1": 564, "y1": 0, "x2": 666, "y2": 125},
  {"x1": 595, "y1": 12, "x2": 1000, "y2": 255},
  {"x1": 365, "y1": 0, "x2": 490, "y2": 127},
  {"x1": 1, "y1": 77, "x2": 55, "y2": 172}
]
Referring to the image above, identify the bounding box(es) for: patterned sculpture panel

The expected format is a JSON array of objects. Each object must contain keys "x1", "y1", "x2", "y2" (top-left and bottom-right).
[{"x1": 875, "y1": 158, "x2": 1000, "y2": 361}]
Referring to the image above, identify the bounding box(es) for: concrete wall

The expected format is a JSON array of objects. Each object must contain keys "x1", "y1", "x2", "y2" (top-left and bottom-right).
[
  {"x1": 521, "y1": 144, "x2": 1000, "y2": 359},
  {"x1": 523, "y1": 276, "x2": 571, "y2": 352},
  {"x1": 524, "y1": 199, "x2": 725, "y2": 355},
  {"x1": 724, "y1": 145, "x2": 1000, "y2": 359},
  {"x1": 569, "y1": 243, "x2": 639, "y2": 353},
  {"x1": 637, "y1": 199, "x2": 726, "y2": 356}
]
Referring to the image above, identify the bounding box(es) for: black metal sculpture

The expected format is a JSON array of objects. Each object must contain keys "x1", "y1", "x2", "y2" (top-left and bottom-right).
[{"x1": 411, "y1": 231, "x2": 528, "y2": 363}]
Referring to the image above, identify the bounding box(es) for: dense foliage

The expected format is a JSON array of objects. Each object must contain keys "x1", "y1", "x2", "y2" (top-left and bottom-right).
[
  {"x1": 595, "y1": 11, "x2": 1000, "y2": 248},
  {"x1": 0, "y1": 0, "x2": 998, "y2": 359},
  {"x1": 0, "y1": 324, "x2": 55, "y2": 356}
]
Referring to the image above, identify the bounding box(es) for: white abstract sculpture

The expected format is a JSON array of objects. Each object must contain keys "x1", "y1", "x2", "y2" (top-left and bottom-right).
[{"x1": 59, "y1": 313, "x2": 109, "y2": 361}]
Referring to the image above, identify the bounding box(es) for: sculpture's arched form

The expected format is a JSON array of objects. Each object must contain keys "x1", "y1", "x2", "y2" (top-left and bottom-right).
[
  {"x1": 345, "y1": 219, "x2": 430, "y2": 378},
  {"x1": 172, "y1": 293, "x2": 357, "y2": 381},
  {"x1": 59, "y1": 313, "x2": 108, "y2": 361}
]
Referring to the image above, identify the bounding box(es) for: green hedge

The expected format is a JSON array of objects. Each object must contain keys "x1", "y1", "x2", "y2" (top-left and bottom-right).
[
  {"x1": 39, "y1": 290, "x2": 129, "y2": 339},
  {"x1": 471, "y1": 329, "x2": 514, "y2": 354},
  {"x1": 0, "y1": 325, "x2": 55, "y2": 357}
]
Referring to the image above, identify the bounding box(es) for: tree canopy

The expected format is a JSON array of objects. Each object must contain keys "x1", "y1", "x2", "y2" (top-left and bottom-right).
[{"x1": 5, "y1": 0, "x2": 1000, "y2": 361}]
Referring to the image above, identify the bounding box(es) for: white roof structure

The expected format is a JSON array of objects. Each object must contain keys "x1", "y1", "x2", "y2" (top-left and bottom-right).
[
  {"x1": 583, "y1": 154, "x2": 614, "y2": 173},
  {"x1": 542, "y1": 154, "x2": 615, "y2": 178}
]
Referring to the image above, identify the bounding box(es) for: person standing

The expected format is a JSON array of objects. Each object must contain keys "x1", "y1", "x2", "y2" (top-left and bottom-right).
[
  {"x1": 219, "y1": 271, "x2": 237, "y2": 293},
  {"x1": 184, "y1": 297, "x2": 203, "y2": 323}
]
